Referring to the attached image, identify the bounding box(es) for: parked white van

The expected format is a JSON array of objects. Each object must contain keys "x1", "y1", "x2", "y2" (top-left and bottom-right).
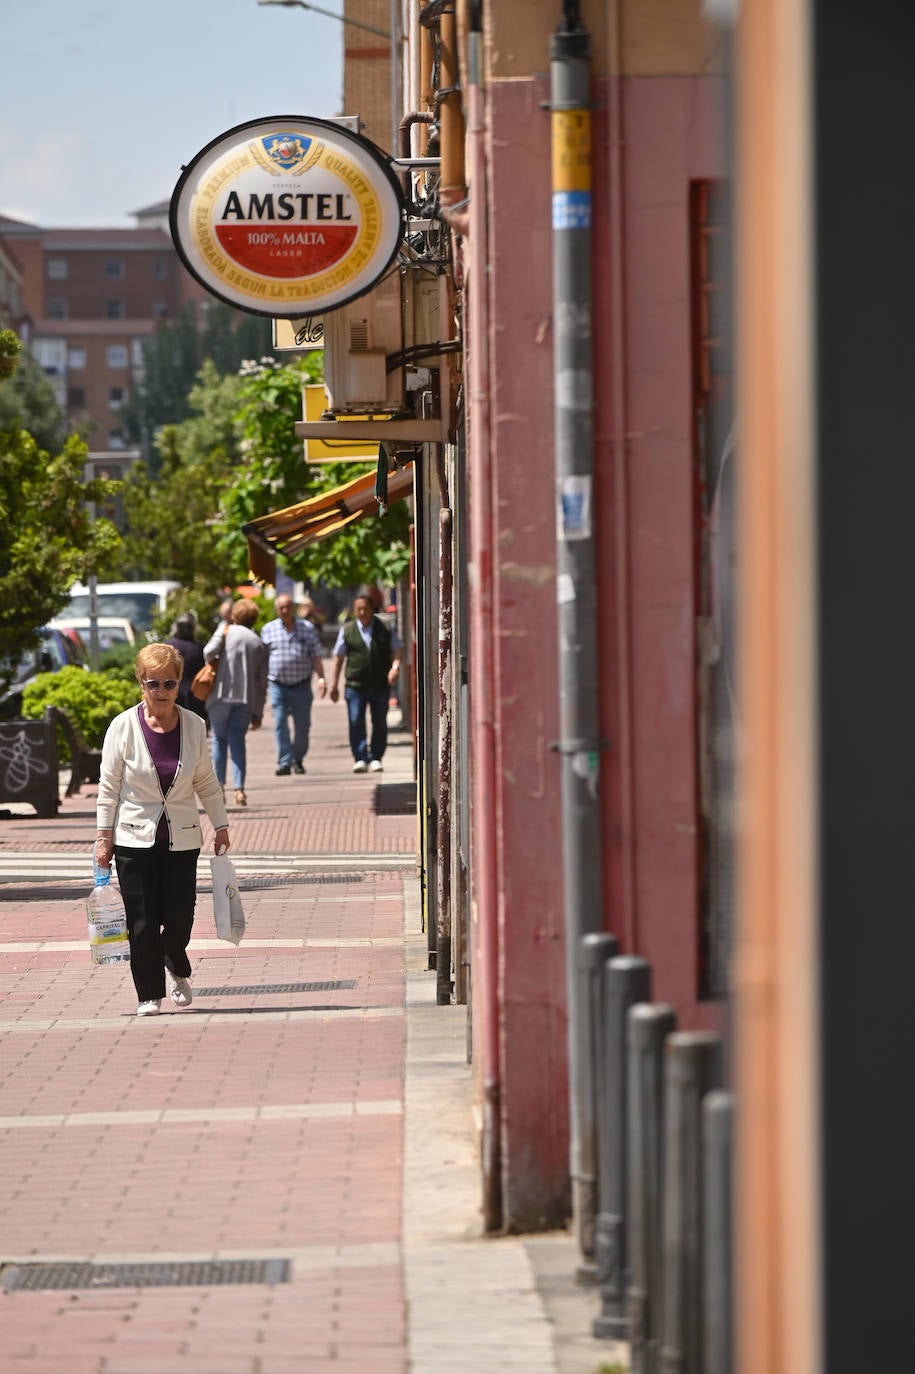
[{"x1": 66, "y1": 581, "x2": 179, "y2": 634}]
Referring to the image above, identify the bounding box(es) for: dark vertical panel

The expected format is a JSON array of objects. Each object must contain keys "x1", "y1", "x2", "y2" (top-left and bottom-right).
[{"x1": 815, "y1": 2, "x2": 915, "y2": 1368}]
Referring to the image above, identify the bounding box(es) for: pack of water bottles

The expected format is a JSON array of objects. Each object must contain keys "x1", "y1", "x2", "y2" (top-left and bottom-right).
[{"x1": 87, "y1": 865, "x2": 129, "y2": 965}]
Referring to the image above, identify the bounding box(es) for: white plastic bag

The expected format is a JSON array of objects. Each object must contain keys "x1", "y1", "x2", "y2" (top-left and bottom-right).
[{"x1": 210, "y1": 854, "x2": 245, "y2": 945}]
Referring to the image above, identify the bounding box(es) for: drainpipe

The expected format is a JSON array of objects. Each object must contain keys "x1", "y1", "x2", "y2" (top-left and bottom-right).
[
  {"x1": 550, "y1": 4, "x2": 605, "y2": 1266},
  {"x1": 606, "y1": 0, "x2": 636, "y2": 950},
  {"x1": 466, "y1": 21, "x2": 502, "y2": 1230},
  {"x1": 437, "y1": 501, "x2": 454, "y2": 1004}
]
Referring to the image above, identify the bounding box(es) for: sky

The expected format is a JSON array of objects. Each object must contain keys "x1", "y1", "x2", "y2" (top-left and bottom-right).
[{"x1": 0, "y1": 0, "x2": 345, "y2": 228}]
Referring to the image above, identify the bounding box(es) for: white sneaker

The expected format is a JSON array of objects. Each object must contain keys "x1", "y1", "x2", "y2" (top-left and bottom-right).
[
  {"x1": 352, "y1": 760, "x2": 368, "y2": 773},
  {"x1": 136, "y1": 1000, "x2": 161, "y2": 1017},
  {"x1": 169, "y1": 975, "x2": 193, "y2": 1008},
  {"x1": 369, "y1": 759, "x2": 384, "y2": 772}
]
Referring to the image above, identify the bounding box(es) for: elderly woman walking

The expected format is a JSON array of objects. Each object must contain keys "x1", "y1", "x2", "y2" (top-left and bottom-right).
[
  {"x1": 95, "y1": 643, "x2": 230, "y2": 1017},
  {"x1": 203, "y1": 598, "x2": 269, "y2": 807}
]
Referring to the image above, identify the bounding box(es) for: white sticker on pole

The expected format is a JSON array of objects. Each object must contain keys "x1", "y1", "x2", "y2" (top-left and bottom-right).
[{"x1": 557, "y1": 475, "x2": 592, "y2": 541}]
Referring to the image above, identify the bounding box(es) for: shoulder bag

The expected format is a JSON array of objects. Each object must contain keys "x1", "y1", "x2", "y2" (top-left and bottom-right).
[{"x1": 190, "y1": 623, "x2": 228, "y2": 702}]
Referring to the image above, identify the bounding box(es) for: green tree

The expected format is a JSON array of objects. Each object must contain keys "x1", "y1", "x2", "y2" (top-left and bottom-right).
[
  {"x1": 0, "y1": 330, "x2": 67, "y2": 454},
  {"x1": 0, "y1": 430, "x2": 122, "y2": 691},
  {"x1": 215, "y1": 356, "x2": 411, "y2": 587},
  {"x1": 121, "y1": 302, "x2": 276, "y2": 467},
  {"x1": 120, "y1": 360, "x2": 242, "y2": 586}
]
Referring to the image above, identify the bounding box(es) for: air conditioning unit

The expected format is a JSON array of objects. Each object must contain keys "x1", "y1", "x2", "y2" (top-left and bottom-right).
[{"x1": 322, "y1": 272, "x2": 404, "y2": 414}]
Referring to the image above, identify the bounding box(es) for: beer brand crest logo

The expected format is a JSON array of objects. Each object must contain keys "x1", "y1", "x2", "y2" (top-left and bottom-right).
[
  {"x1": 170, "y1": 116, "x2": 406, "y2": 318},
  {"x1": 250, "y1": 133, "x2": 322, "y2": 177}
]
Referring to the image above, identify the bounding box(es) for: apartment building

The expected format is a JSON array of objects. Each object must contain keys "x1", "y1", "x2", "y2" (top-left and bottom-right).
[{"x1": 0, "y1": 207, "x2": 208, "y2": 451}]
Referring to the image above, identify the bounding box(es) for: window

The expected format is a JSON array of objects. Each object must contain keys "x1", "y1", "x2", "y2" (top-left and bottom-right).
[
  {"x1": 107, "y1": 345, "x2": 128, "y2": 369},
  {"x1": 109, "y1": 386, "x2": 125, "y2": 408},
  {"x1": 105, "y1": 299, "x2": 126, "y2": 320},
  {"x1": 153, "y1": 257, "x2": 169, "y2": 280},
  {"x1": 67, "y1": 387, "x2": 86, "y2": 410},
  {"x1": 33, "y1": 338, "x2": 67, "y2": 373},
  {"x1": 131, "y1": 339, "x2": 145, "y2": 369},
  {"x1": 46, "y1": 258, "x2": 68, "y2": 280},
  {"x1": 104, "y1": 258, "x2": 125, "y2": 279},
  {"x1": 108, "y1": 432, "x2": 126, "y2": 450},
  {"x1": 68, "y1": 346, "x2": 86, "y2": 370},
  {"x1": 46, "y1": 298, "x2": 67, "y2": 320}
]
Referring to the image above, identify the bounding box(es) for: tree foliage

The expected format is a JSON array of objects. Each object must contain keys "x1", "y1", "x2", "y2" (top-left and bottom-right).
[
  {"x1": 0, "y1": 431, "x2": 122, "y2": 687},
  {"x1": 120, "y1": 361, "x2": 242, "y2": 586},
  {"x1": 120, "y1": 302, "x2": 276, "y2": 465},
  {"x1": 0, "y1": 331, "x2": 67, "y2": 454},
  {"x1": 0, "y1": 333, "x2": 123, "y2": 692},
  {"x1": 21, "y1": 666, "x2": 140, "y2": 756},
  {"x1": 215, "y1": 357, "x2": 412, "y2": 588}
]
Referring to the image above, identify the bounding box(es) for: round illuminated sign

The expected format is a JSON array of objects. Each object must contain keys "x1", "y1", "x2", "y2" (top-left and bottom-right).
[{"x1": 170, "y1": 116, "x2": 406, "y2": 317}]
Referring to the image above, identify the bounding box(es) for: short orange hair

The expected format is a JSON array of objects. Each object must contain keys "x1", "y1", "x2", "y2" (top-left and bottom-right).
[{"x1": 135, "y1": 643, "x2": 183, "y2": 683}]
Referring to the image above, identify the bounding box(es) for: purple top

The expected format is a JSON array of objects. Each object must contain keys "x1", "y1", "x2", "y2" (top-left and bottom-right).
[{"x1": 138, "y1": 706, "x2": 180, "y2": 843}]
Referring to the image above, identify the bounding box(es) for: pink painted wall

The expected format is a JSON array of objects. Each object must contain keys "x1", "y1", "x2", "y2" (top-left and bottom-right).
[
  {"x1": 475, "y1": 70, "x2": 726, "y2": 1226},
  {"x1": 486, "y1": 75, "x2": 571, "y2": 1229},
  {"x1": 594, "y1": 75, "x2": 727, "y2": 1031}
]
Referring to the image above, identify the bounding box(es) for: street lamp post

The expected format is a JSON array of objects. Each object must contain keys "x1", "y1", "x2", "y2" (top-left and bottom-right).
[{"x1": 257, "y1": 0, "x2": 390, "y2": 39}]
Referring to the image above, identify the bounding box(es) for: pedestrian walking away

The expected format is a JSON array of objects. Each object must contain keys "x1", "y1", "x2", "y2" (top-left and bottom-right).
[
  {"x1": 260, "y1": 592, "x2": 327, "y2": 776},
  {"x1": 165, "y1": 613, "x2": 207, "y2": 725},
  {"x1": 203, "y1": 599, "x2": 269, "y2": 806},
  {"x1": 329, "y1": 586, "x2": 402, "y2": 773},
  {"x1": 94, "y1": 643, "x2": 230, "y2": 1017}
]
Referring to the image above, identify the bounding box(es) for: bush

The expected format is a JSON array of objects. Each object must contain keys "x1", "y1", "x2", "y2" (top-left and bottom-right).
[{"x1": 21, "y1": 667, "x2": 140, "y2": 761}]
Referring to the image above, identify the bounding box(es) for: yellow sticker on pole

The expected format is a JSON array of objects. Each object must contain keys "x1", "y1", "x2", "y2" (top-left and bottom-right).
[{"x1": 552, "y1": 110, "x2": 591, "y2": 193}]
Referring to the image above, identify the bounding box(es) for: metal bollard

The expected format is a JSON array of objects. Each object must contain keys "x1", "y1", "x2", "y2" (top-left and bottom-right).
[
  {"x1": 593, "y1": 955, "x2": 653, "y2": 1339},
  {"x1": 575, "y1": 932, "x2": 620, "y2": 1279},
  {"x1": 658, "y1": 1032, "x2": 725, "y2": 1374},
  {"x1": 627, "y1": 1003, "x2": 677, "y2": 1374},
  {"x1": 702, "y1": 1091, "x2": 734, "y2": 1374}
]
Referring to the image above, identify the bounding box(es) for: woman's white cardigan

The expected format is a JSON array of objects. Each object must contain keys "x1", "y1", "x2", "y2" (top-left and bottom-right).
[{"x1": 97, "y1": 705, "x2": 228, "y2": 850}]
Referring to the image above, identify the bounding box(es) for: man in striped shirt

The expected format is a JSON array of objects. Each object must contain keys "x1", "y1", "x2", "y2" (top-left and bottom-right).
[{"x1": 260, "y1": 595, "x2": 327, "y2": 775}]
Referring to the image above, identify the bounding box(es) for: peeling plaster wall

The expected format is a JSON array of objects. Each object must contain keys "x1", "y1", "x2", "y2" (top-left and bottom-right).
[
  {"x1": 488, "y1": 75, "x2": 571, "y2": 1229},
  {"x1": 480, "y1": 64, "x2": 726, "y2": 1224}
]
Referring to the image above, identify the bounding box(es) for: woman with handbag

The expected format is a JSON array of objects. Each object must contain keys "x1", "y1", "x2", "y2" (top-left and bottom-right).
[
  {"x1": 95, "y1": 643, "x2": 230, "y2": 1017},
  {"x1": 202, "y1": 599, "x2": 269, "y2": 807}
]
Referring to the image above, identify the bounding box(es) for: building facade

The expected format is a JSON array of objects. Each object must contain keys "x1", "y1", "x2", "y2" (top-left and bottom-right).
[
  {"x1": 336, "y1": 0, "x2": 732, "y2": 1233},
  {"x1": 0, "y1": 212, "x2": 209, "y2": 450}
]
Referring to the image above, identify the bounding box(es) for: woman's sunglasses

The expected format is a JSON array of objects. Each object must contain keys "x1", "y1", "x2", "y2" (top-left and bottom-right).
[{"x1": 142, "y1": 679, "x2": 179, "y2": 691}]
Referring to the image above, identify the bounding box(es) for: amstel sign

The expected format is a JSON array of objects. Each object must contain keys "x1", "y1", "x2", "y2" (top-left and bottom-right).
[{"x1": 170, "y1": 116, "x2": 405, "y2": 317}]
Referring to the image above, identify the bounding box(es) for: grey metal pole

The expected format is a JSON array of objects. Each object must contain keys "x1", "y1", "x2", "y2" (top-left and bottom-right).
[
  {"x1": 578, "y1": 931, "x2": 619, "y2": 1276},
  {"x1": 593, "y1": 955, "x2": 652, "y2": 1338},
  {"x1": 659, "y1": 1032, "x2": 724, "y2": 1374},
  {"x1": 702, "y1": 1090, "x2": 734, "y2": 1374},
  {"x1": 628, "y1": 1003, "x2": 677, "y2": 1374},
  {"x1": 550, "y1": 4, "x2": 604, "y2": 1266}
]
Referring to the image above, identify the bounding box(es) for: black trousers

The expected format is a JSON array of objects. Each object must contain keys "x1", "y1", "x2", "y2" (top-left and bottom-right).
[{"x1": 114, "y1": 843, "x2": 199, "y2": 1002}]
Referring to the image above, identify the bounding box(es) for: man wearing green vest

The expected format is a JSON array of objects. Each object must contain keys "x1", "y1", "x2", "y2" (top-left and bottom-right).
[{"x1": 329, "y1": 587, "x2": 401, "y2": 773}]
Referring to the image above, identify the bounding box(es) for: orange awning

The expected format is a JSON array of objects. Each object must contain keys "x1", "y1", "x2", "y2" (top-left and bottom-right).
[{"x1": 242, "y1": 461, "x2": 414, "y2": 586}]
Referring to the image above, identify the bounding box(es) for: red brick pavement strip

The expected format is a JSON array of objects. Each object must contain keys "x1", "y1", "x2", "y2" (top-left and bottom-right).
[
  {"x1": 0, "y1": 695, "x2": 415, "y2": 1373},
  {"x1": 0, "y1": 688, "x2": 417, "y2": 855}
]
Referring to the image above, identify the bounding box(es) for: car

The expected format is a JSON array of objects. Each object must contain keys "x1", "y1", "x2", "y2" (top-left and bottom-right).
[
  {"x1": 0, "y1": 626, "x2": 89, "y2": 719},
  {"x1": 65, "y1": 580, "x2": 180, "y2": 633},
  {"x1": 51, "y1": 616, "x2": 137, "y2": 651}
]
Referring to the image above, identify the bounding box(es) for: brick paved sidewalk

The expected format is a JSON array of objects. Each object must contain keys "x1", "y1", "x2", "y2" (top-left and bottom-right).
[
  {"x1": 0, "y1": 686, "x2": 617, "y2": 1372},
  {"x1": 0, "y1": 690, "x2": 413, "y2": 1374}
]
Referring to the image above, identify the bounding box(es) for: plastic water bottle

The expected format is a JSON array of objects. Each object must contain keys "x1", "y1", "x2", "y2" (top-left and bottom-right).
[{"x1": 87, "y1": 866, "x2": 129, "y2": 965}]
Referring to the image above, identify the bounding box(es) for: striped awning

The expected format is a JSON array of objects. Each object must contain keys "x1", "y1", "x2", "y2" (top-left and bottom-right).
[{"x1": 242, "y1": 461, "x2": 414, "y2": 585}]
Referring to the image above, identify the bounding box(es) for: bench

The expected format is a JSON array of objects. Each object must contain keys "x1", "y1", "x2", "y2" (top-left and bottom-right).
[{"x1": 46, "y1": 705, "x2": 102, "y2": 797}]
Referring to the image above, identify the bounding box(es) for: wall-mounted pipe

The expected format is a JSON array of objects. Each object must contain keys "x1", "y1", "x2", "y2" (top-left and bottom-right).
[
  {"x1": 550, "y1": 6, "x2": 605, "y2": 1264},
  {"x1": 465, "y1": 23, "x2": 502, "y2": 1230}
]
